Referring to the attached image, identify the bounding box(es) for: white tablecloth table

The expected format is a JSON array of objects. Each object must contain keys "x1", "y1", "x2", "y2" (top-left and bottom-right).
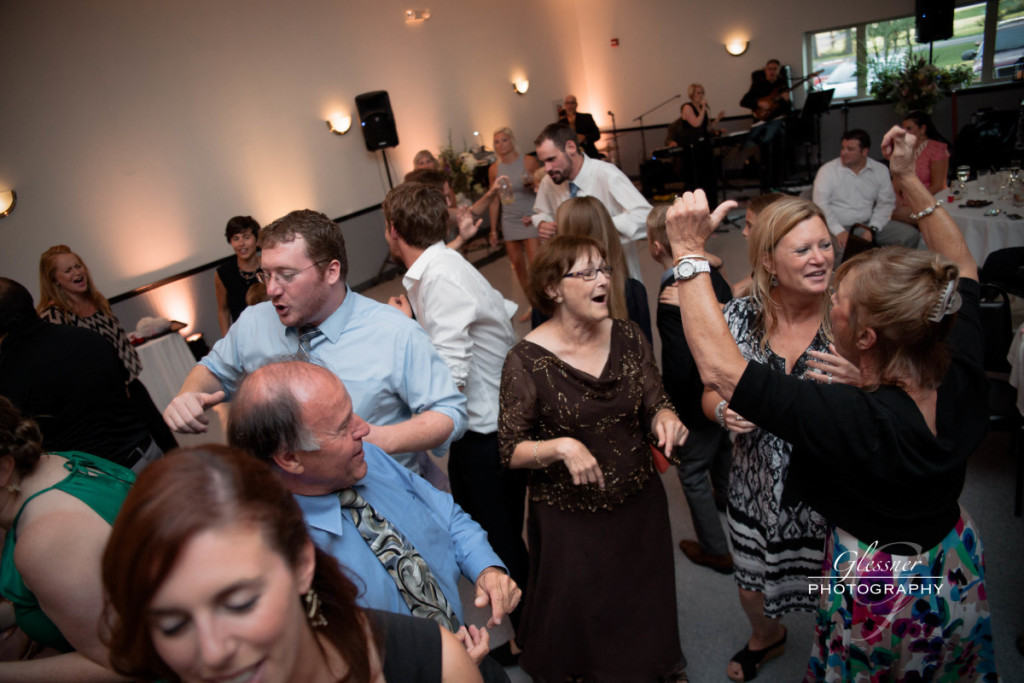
[
  {"x1": 940, "y1": 186, "x2": 1024, "y2": 267},
  {"x1": 136, "y1": 333, "x2": 196, "y2": 412}
]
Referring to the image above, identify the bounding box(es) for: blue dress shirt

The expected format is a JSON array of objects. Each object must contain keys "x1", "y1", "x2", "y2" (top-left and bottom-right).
[
  {"x1": 200, "y1": 287, "x2": 467, "y2": 470},
  {"x1": 295, "y1": 443, "x2": 505, "y2": 622}
]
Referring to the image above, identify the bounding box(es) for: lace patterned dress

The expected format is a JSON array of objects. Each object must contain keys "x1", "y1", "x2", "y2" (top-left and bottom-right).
[
  {"x1": 498, "y1": 319, "x2": 684, "y2": 681},
  {"x1": 723, "y1": 296, "x2": 829, "y2": 616}
]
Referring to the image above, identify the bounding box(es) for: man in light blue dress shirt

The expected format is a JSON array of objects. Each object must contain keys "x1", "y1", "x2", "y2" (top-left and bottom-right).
[
  {"x1": 162, "y1": 209, "x2": 467, "y2": 474},
  {"x1": 226, "y1": 361, "x2": 520, "y2": 657}
]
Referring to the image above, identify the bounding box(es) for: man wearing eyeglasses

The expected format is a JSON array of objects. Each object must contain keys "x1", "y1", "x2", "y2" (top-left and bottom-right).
[{"x1": 163, "y1": 209, "x2": 468, "y2": 477}]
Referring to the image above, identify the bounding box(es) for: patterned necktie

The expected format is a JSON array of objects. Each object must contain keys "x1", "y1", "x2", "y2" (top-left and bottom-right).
[
  {"x1": 297, "y1": 325, "x2": 323, "y2": 360},
  {"x1": 569, "y1": 181, "x2": 580, "y2": 198},
  {"x1": 336, "y1": 488, "x2": 459, "y2": 631}
]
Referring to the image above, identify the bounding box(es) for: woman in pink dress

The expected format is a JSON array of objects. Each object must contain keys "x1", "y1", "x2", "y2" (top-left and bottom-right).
[{"x1": 892, "y1": 110, "x2": 950, "y2": 225}]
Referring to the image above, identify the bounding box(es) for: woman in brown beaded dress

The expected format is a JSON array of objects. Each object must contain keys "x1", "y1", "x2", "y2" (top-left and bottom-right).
[{"x1": 498, "y1": 234, "x2": 689, "y2": 682}]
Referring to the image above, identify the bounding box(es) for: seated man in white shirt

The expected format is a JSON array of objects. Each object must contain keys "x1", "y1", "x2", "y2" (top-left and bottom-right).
[
  {"x1": 383, "y1": 182, "x2": 529, "y2": 642},
  {"x1": 812, "y1": 129, "x2": 923, "y2": 253}
]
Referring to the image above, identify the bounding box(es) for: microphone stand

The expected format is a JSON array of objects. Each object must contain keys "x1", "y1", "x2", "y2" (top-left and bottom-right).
[
  {"x1": 634, "y1": 94, "x2": 681, "y2": 161},
  {"x1": 607, "y1": 111, "x2": 619, "y2": 168}
]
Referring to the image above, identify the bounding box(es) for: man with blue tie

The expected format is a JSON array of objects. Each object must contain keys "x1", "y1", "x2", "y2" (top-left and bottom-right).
[
  {"x1": 531, "y1": 123, "x2": 652, "y2": 279},
  {"x1": 162, "y1": 209, "x2": 467, "y2": 477}
]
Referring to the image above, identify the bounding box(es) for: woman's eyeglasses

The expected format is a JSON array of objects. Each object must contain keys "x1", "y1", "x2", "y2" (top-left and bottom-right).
[{"x1": 562, "y1": 266, "x2": 612, "y2": 281}]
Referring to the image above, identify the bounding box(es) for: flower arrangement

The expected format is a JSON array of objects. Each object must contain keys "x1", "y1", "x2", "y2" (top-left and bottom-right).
[
  {"x1": 869, "y1": 55, "x2": 972, "y2": 115},
  {"x1": 437, "y1": 134, "x2": 485, "y2": 201}
]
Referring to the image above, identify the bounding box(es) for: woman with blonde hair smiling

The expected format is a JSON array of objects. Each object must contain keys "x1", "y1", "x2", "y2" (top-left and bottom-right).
[
  {"x1": 664, "y1": 125, "x2": 996, "y2": 681},
  {"x1": 37, "y1": 244, "x2": 176, "y2": 455},
  {"x1": 701, "y1": 195, "x2": 858, "y2": 681}
]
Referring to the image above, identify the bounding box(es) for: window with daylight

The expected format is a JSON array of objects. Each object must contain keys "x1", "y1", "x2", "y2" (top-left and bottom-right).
[{"x1": 804, "y1": 1, "x2": 1024, "y2": 101}]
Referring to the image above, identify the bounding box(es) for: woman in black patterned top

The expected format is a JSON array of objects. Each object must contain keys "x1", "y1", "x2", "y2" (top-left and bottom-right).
[
  {"x1": 699, "y1": 198, "x2": 858, "y2": 681},
  {"x1": 37, "y1": 245, "x2": 176, "y2": 452},
  {"x1": 498, "y1": 235, "x2": 688, "y2": 682}
]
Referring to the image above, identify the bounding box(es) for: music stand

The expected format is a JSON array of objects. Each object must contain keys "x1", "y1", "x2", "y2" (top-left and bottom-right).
[
  {"x1": 801, "y1": 88, "x2": 834, "y2": 172},
  {"x1": 801, "y1": 89, "x2": 834, "y2": 120}
]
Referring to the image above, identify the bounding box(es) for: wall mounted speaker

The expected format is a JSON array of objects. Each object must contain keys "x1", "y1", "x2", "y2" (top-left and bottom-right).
[{"x1": 355, "y1": 91, "x2": 399, "y2": 151}]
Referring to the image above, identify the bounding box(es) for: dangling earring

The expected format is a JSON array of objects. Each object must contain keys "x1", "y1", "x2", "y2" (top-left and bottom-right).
[
  {"x1": 5, "y1": 483, "x2": 19, "y2": 494},
  {"x1": 770, "y1": 274, "x2": 779, "y2": 287},
  {"x1": 304, "y1": 588, "x2": 328, "y2": 628}
]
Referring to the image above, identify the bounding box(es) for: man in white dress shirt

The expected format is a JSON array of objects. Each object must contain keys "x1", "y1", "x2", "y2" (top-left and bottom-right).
[
  {"x1": 812, "y1": 129, "x2": 923, "y2": 253},
  {"x1": 383, "y1": 182, "x2": 530, "y2": 631},
  {"x1": 532, "y1": 122, "x2": 652, "y2": 278}
]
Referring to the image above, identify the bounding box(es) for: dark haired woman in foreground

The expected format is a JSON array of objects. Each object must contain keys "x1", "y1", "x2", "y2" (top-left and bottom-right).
[
  {"x1": 665, "y1": 126, "x2": 995, "y2": 681},
  {"x1": 102, "y1": 446, "x2": 481, "y2": 682},
  {"x1": 0, "y1": 395, "x2": 134, "y2": 680}
]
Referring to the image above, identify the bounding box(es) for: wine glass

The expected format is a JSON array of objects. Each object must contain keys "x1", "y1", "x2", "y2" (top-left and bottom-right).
[
  {"x1": 955, "y1": 165, "x2": 970, "y2": 197},
  {"x1": 999, "y1": 168, "x2": 1011, "y2": 200},
  {"x1": 498, "y1": 177, "x2": 514, "y2": 205},
  {"x1": 977, "y1": 169, "x2": 992, "y2": 200}
]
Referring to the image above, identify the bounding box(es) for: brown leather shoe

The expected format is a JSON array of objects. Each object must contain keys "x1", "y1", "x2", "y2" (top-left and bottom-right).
[{"x1": 678, "y1": 539, "x2": 734, "y2": 574}]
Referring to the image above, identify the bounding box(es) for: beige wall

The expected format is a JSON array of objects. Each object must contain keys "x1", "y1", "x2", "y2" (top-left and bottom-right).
[
  {"x1": 1, "y1": 0, "x2": 914, "y2": 299},
  {"x1": 571, "y1": 0, "x2": 914, "y2": 133}
]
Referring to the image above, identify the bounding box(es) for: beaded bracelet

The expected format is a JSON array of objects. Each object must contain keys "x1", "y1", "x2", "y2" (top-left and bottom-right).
[
  {"x1": 715, "y1": 400, "x2": 728, "y2": 429},
  {"x1": 533, "y1": 441, "x2": 543, "y2": 467},
  {"x1": 909, "y1": 201, "x2": 943, "y2": 221}
]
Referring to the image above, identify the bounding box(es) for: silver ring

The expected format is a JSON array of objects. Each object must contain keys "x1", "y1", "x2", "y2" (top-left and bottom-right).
[{"x1": 827, "y1": 374, "x2": 833, "y2": 385}]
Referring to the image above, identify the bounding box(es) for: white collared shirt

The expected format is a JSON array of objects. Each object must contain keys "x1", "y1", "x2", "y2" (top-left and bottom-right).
[
  {"x1": 531, "y1": 154, "x2": 652, "y2": 242},
  {"x1": 812, "y1": 156, "x2": 896, "y2": 236},
  {"x1": 402, "y1": 242, "x2": 517, "y2": 434}
]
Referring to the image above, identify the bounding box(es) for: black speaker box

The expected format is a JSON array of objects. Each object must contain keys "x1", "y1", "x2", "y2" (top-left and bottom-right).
[
  {"x1": 355, "y1": 91, "x2": 399, "y2": 151},
  {"x1": 916, "y1": 0, "x2": 955, "y2": 43}
]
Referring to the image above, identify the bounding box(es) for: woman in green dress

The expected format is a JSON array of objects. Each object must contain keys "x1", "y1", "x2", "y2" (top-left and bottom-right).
[{"x1": 0, "y1": 395, "x2": 135, "y2": 680}]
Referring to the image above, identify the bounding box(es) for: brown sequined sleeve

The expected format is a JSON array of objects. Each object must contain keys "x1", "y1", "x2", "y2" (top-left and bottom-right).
[
  {"x1": 634, "y1": 322, "x2": 678, "y2": 456},
  {"x1": 498, "y1": 344, "x2": 540, "y2": 468}
]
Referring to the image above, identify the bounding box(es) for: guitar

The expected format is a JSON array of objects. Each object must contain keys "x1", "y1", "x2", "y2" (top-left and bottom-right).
[{"x1": 751, "y1": 70, "x2": 824, "y2": 121}]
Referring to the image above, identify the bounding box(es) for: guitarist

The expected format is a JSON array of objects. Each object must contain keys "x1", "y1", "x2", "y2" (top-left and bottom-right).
[{"x1": 740, "y1": 59, "x2": 791, "y2": 120}]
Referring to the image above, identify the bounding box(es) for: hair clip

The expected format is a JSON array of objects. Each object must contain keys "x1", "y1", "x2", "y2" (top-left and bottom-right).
[{"x1": 927, "y1": 280, "x2": 961, "y2": 323}]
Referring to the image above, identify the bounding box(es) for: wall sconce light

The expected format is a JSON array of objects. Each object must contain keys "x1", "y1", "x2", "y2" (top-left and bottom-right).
[
  {"x1": 512, "y1": 79, "x2": 529, "y2": 95},
  {"x1": 0, "y1": 190, "x2": 16, "y2": 218},
  {"x1": 405, "y1": 8, "x2": 430, "y2": 23},
  {"x1": 725, "y1": 39, "x2": 750, "y2": 57},
  {"x1": 326, "y1": 114, "x2": 352, "y2": 135}
]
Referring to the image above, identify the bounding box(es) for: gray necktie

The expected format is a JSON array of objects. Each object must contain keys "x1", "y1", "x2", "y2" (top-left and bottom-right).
[
  {"x1": 297, "y1": 325, "x2": 323, "y2": 360},
  {"x1": 569, "y1": 181, "x2": 580, "y2": 198},
  {"x1": 337, "y1": 488, "x2": 460, "y2": 631}
]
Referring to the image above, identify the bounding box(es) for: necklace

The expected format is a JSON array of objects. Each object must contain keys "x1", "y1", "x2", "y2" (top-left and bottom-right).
[{"x1": 239, "y1": 266, "x2": 260, "y2": 285}]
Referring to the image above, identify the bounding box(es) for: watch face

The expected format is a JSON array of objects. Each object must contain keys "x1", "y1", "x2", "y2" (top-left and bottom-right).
[
  {"x1": 675, "y1": 258, "x2": 709, "y2": 280},
  {"x1": 677, "y1": 261, "x2": 696, "y2": 279}
]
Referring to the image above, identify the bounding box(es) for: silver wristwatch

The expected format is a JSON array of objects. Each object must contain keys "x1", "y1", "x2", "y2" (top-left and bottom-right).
[{"x1": 673, "y1": 257, "x2": 711, "y2": 281}]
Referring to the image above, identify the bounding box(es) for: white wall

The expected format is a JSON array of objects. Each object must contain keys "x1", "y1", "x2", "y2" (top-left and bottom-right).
[
  {"x1": 0, "y1": 0, "x2": 581, "y2": 300},
  {"x1": 570, "y1": 0, "x2": 914, "y2": 144},
  {"x1": 0, "y1": 0, "x2": 927, "y2": 303}
]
